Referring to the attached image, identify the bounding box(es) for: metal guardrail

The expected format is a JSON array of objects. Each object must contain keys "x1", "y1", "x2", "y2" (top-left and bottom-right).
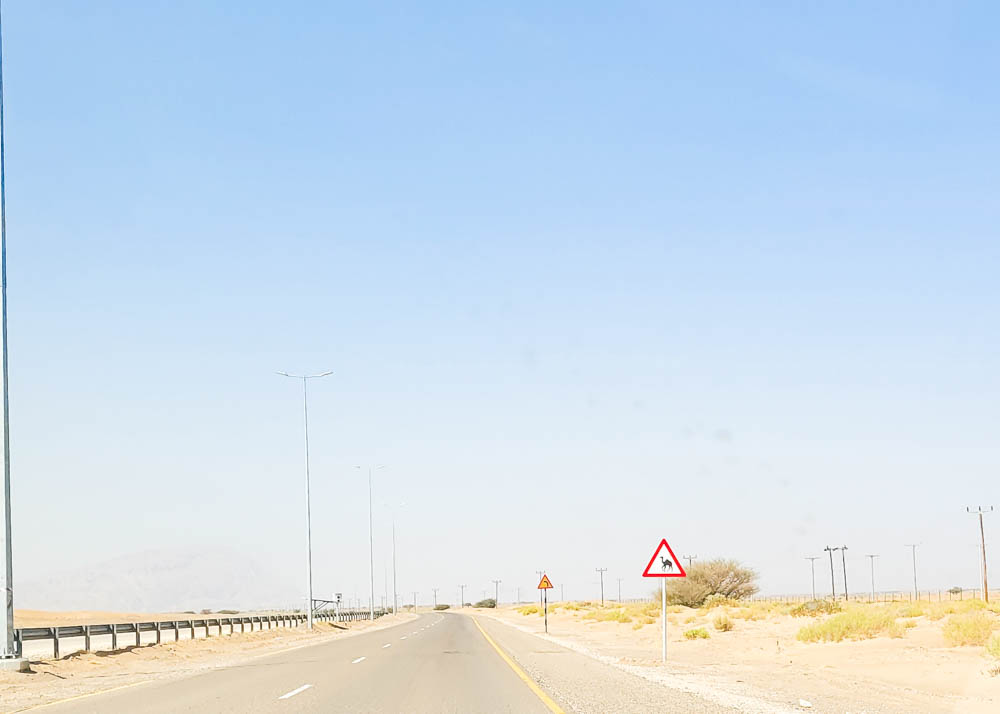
[{"x1": 15, "y1": 608, "x2": 387, "y2": 659}]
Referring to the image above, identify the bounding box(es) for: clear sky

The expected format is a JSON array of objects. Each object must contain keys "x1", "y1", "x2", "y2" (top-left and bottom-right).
[{"x1": 4, "y1": 1, "x2": 999, "y2": 607}]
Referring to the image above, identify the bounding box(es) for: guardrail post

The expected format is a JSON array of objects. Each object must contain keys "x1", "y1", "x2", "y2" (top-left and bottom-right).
[
  {"x1": 111, "y1": 623, "x2": 118, "y2": 651},
  {"x1": 135, "y1": 623, "x2": 141, "y2": 648},
  {"x1": 84, "y1": 624, "x2": 91, "y2": 652},
  {"x1": 190, "y1": 620, "x2": 195, "y2": 640},
  {"x1": 155, "y1": 622, "x2": 161, "y2": 645},
  {"x1": 205, "y1": 620, "x2": 211, "y2": 638},
  {"x1": 53, "y1": 627, "x2": 60, "y2": 659},
  {"x1": 173, "y1": 621, "x2": 179, "y2": 642}
]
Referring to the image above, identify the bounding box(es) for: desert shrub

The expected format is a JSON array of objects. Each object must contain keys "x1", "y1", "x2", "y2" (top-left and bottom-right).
[
  {"x1": 584, "y1": 607, "x2": 631, "y2": 623},
  {"x1": 517, "y1": 605, "x2": 539, "y2": 615},
  {"x1": 713, "y1": 614, "x2": 734, "y2": 632},
  {"x1": 943, "y1": 611, "x2": 996, "y2": 647},
  {"x1": 797, "y1": 607, "x2": 904, "y2": 642},
  {"x1": 561, "y1": 601, "x2": 583, "y2": 611},
  {"x1": 949, "y1": 586, "x2": 963, "y2": 595},
  {"x1": 986, "y1": 633, "x2": 1000, "y2": 659},
  {"x1": 790, "y1": 600, "x2": 842, "y2": 618},
  {"x1": 683, "y1": 615, "x2": 697, "y2": 624},
  {"x1": 434, "y1": 604, "x2": 450, "y2": 611},
  {"x1": 474, "y1": 598, "x2": 496, "y2": 608},
  {"x1": 666, "y1": 559, "x2": 759, "y2": 607},
  {"x1": 684, "y1": 628, "x2": 710, "y2": 639},
  {"x1": 217, "y1": 609, "x2": 240, "y2": 615}
]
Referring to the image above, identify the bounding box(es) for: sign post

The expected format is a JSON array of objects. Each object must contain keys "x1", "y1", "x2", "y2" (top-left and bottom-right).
[
  {"x1": 537, "y1": 573, "x2": 554, "y2": 633},
  {"x1": 642, "y1": 538, "x2": 687, "y2": 662}
]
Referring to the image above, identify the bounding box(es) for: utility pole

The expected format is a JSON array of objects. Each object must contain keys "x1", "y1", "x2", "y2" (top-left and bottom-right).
[
  {"x1": 492, "y1": 579, "x2": 501, "y2": 607},
  {"x1": 0, "y1": 3, "x2": 21, "y2": 667},
  {"x1": 804, "y1": 557, "x2": 820, "y2": 600},
  {"x1": 459, "y1": 584, "x2": 466, "y2": 608},
  {"x1": 905, "y1": 545, "x2": 918, "y2": 599},
  {"x1": 412, "y1": 591, "x2": 418, "y2": 613},
  {"x1": 277, "y1": 370, "x2": 333, "y2": 630},
  {"x1": 840, "y1": 545, "x2": 849, "y2": 601},
  {"x1": 682, "y1": 555, "x2": 697, "y2": 568},
  {"x1": 865, "y1": 554, "x2": 879, "y2": 602},
  {"x1": 432, "y1": 588, "x2": 438, "y2": 609},
  {"x1": 823, "y1": 546, "x2": 837, "y2": 599},
  {"x1": 596, "y1": 568, "x2": 607, "y2": 606},
  {"x1": 967, "y1": 507, "x2": 992, "y2": 603},
  {"x1": 617, "y1": 577, "x2": 623, "y2": 603}
]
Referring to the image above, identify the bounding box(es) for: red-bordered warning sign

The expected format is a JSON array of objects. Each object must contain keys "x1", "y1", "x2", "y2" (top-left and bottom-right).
[
  {"x1": 642, "y1": 539, "x2": 687, "y2": 578},
  {"x1": 537, "y1": 573, "x2": 554, "y2": 589}
]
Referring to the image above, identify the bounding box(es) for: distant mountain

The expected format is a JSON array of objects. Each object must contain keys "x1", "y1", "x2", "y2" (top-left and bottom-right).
[{"x1": 17, "y1": 546, "x2": 299, "y2": 612}]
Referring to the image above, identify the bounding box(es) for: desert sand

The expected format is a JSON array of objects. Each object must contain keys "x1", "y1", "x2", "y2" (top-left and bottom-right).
[{"x1": 477, "y1": 599, "x2": 1000, "y2": 713}]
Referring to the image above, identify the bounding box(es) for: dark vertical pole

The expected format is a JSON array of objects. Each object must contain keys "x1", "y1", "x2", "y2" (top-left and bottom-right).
[
  {"x1": 840, "y1": 546, "x2": 849, "y2": 600},
  {"x1": 544, "y1": 589, "x2": 548, "y2": 633}
]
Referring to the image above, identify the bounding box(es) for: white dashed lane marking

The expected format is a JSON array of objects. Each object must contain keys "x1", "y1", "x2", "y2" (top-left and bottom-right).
[
  {"x1": 351, "y1": 657, "x2": 366, "y2": 664},
  {"x1": 278, "y1": 684, "x2": 312, "y2": 700}
]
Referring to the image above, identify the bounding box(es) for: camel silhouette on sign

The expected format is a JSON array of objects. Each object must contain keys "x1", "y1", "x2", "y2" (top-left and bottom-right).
[{"x1": 660, "y1": 556, "x2": 674, "y2": 572}]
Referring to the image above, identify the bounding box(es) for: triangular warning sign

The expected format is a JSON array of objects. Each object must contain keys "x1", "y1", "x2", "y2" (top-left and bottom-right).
[
  {"x1": 642, "y1": 539, "x2": 687, "y2": 578},
  {"x1": 537, "y1": 573, "x2": 553, "y2": 589}
]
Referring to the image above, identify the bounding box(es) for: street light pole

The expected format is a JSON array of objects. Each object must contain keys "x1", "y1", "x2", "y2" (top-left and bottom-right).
[
  {"x1": 865, "y1": 554, "x2": 878, "y2": 603},
  {"x1": 596, "y1": 568, "x2": 607, "y2": 606},
  {"x1": 278, "y1": 370, "x2": 332, "y2": 630},
  {"x1": 355, "y1": 465, "x2": 383, "y2": 622},
  {"x1": 905, "y1": 544, "x2": 918, "y2": 599},
  {"x1": 392, "y1": 519, "x2": 398, "y2": 614},
  {"x1": 805, "y1": 557, "x2": 820, "y2": 600},
  {"x1": 0, "y1": 3, "x2": 20, "y2": 666}
]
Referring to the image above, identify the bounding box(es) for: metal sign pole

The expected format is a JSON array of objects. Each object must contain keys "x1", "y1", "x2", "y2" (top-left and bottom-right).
[
  {"x1": 544, "y1": 589, "x2": 548, "y2": 633},
  {"x1": 661, "y1": 578, "x2": 667, "y2": 662}
]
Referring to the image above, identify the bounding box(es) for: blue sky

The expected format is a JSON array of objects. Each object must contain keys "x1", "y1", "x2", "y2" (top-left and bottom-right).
[{"x1": 4, "y1": 1, "x2": 999, "y2": 606}]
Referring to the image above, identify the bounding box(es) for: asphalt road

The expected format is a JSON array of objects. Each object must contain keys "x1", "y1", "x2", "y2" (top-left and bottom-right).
[{"x1": 34, "y1": 612, "x2": 735, "y2": 713}]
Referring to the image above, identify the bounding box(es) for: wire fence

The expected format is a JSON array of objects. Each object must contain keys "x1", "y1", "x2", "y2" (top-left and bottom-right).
[
  {"x1": 16, "y1": 608, "x2": 388, "y2": 660},
  {"x1": 749, "y1": 588, "x2": 998, "y2": 604}
]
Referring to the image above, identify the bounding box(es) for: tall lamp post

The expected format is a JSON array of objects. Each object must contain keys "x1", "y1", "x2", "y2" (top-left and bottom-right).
[
  {"x1": 0, "y1": 2, "x2": 25, "y2": 670},
  {"x1": 278, "y1": 371, "x2": 332, "y2": 629},
  {"x1": 356, "y1": 465, "x2": 383, "y2": 621}
]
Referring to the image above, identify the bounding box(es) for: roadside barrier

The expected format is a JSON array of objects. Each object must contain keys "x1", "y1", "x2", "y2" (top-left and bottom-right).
[{"x1": 15, "y1": 608, "x2": 387, "y2": 659}]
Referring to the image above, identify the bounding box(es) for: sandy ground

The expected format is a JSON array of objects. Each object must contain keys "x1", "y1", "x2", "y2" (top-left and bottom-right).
[
  {"x1": 1, "y1": 610, "x2": 417, "y2": 713},
  {"x1": 476, "y1": 602, "x2": 1000, "y2": 714}
]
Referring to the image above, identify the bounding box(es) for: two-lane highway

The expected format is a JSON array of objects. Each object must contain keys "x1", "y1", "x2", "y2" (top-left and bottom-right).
[
  {"x1": 34, "y1": 613, "x2": 559, "y2": 714},
  {"x1": 31, "y1": 612, "x2": 736, "y2": 713}
]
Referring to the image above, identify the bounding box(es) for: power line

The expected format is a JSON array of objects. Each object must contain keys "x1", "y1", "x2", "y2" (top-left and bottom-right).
[
  {"x1": 595, "y1": 568, "x2": 608, "y2": 607},
  {"x1": 823, "y1": 546, "x2": 838, "y2": 599},
  {"x1": 967, "y1": 506, "x2": 993, "y2": 603}
]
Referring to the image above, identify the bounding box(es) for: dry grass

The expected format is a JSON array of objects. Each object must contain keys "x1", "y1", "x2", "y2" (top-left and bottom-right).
[
  {"x1": 796, "y1": 606, "x2": 905, "y2": 643},
  {"x1": 713, "y1": 614, "x2": 734, "y2": 632},
  {"x1": 985, "y1": 633, "x2": 1000, "y2": 659},
  {"x1": 517, "y1": 605, "x2": 540, "y2": 616},
  {"x1": 942, "y1": 611, "x2": 996, "y2": 647},
  {"x1": 683, "y1": 627, "x2": 710, "y2": 639}
]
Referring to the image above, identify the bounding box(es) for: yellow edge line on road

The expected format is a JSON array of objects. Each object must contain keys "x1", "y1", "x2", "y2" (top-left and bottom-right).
[
  {"x1": 472, "y1": 617, "x2": 565, "y2": 714},
  {"x1": 12, "y1": 679, "x2": 153, "y2": 712}
]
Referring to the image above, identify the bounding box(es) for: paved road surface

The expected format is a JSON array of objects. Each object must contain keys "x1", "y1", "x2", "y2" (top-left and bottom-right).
[{"x1": 35, "y1": 612, "x2": 733, "y2": 713}]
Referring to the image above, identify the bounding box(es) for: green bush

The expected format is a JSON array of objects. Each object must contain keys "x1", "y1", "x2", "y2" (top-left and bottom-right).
[
  {"x1": 665, "y1": 559, "x2": 759, "y2": 607},
  {"x1": 683, "y1": 627, "x2": 710, "y2": 639},
  {"x1": 474, "y1": 598, "x2": 496, "y2": 608},
  {"x1": 433, "y1": 604, "x2": 450, "y2": 611},
  {"x1": 986, "y1": 633, "x2": 1000, "y2": 659}
]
